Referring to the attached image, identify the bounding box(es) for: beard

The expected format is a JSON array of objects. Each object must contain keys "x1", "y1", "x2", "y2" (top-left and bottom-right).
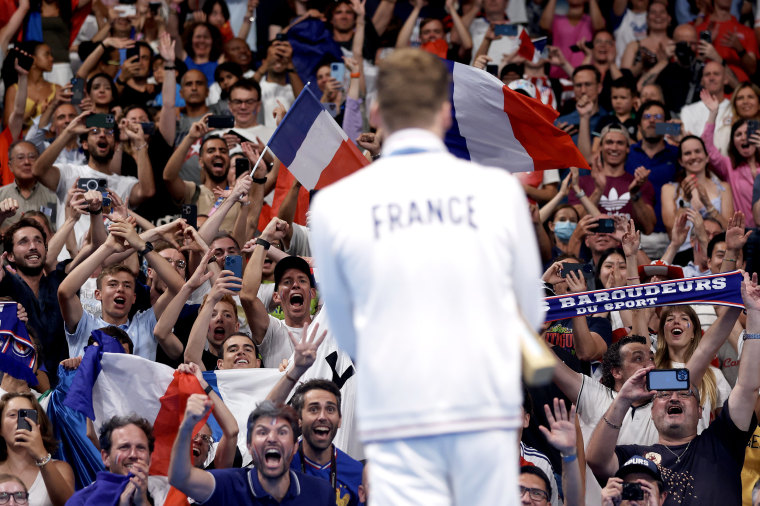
[
  {"x1": 89, "y1": 146, "x2": 115, "y2": 165},
  {"x1": 644, "y1": 135, "x2": 663, "y2": 144},
  {"x1": 16, "y1": 262, "x2": 44, "y2": 277},
  {"x1": 204, "y1": 167, "x2": 229, "y2": 184}
]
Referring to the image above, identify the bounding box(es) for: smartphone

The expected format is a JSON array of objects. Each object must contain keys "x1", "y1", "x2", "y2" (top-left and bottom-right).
[
  {"x1": 747, "y1": 119, "x2": 760, "y2": 139},
  {"x1": 330, "y1": 62, "x2": 345, "y2": 83},
  {"x1": 570, "y1": 44, "x2": 583, "y2": 53},
  {"x1": 126, "y1": 45, "x2": 140, "y2": 61},
  {"x1": 560, "y1": 263, "x2": 592, "y2": 279},
  {"x1": 493, "y1": 24, "x2": 518, "y2": 37},
  {"x1": 595, "y1": 218, "x2": 615, "y2": 234},
  {"x1": 621, "y1": 482, "x2": 644, "y2": 501},
  {"x1": 646, "y1": 368, "x2": 690, "y2": 391},
  {"x1": 235, "y1": 158, "x2": 250, "y2": 178},
  {"x1": 699, "y1": 30, "x2": 712, "y2": 43},
  {"x1": 207, "y1": 115, "x2": 235, "y2": 129},
  {"x1": 77, "y1": 178, "x2": 107, "y2": 192},
  {"x1": 224, "y1": 255, "x2": 243, "y2": 291},
  {"x1": 139, "y1": 122, "x2": 155, "y2": 135},
  {"x1": 17, "y1": 409, "x2": 37, "y2": 431},
  {"x1": 71, "y1": 77, "x2": 85, "y2": 105},
  {"x1": 275, "y1": 33, "x2": 287, "y2": 42},
  {"x1": 181, "y1": 204, "x2": 197, "y2": 230},
  {"x1": 85, "y1": 113, "x2": 115, "y2": 129},
  {"x1": 114, "y1": 4, "x2": 136, "y2": 17},
  {"x1": 486, "y1": 64, "x2": 498, "y2": 76},
  {"x1": 655, "y1": 122, "x2": 681, "y2": 136},
  {"x1": 13, "y1": 48, "x2": 34, "y2": 71}
]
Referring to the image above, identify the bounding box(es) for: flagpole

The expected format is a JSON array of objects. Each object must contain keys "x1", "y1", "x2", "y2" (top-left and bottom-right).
[{"x1": 250, "y1": 145, "x2": 272, "y2": 176}]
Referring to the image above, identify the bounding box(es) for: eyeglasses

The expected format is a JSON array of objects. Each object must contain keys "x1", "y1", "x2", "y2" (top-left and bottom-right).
[
  {"x1": 595, "y1": 39, "x2": 615, "y2": 46},
  {"x1": 229, "y1": 99, "x2": 260, "y2": 107},
  {"x1": 643, "y1": 113, "x2": 664, "y2": 120},
  {"x1": 519, "y1": 486, "x2": 549, "y2": 502},
  {"x1": 0, "y1": 492, "x2": 29, "y2": 505},
  {"x1": 655, "y1": 389, "x2": 695, "y2": 399},
  {"x1": 12, "y1": 153, "x2": 37, "y2": 162},
  {"x1": 90, "y1": 128, "x2": 115, "y2": 137},
  {"x1": 193, "y1": 433, "x2": 214, "y2": 445},
  {"x1": 165, "y1": 259, "x2": 186, "y2": 269}
]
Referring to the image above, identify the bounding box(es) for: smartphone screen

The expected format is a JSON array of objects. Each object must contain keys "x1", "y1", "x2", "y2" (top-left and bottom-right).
[
  {"x1": 207, "y1": 115, "x2": 235, "y2": 129},
  {"x1": 14, "y1": 49, "x2": 34, "y2": 71},
  {"x1": 655, "y1": 122, "x2": 681, "y2": 136},
  {"x1": 595, "y1": 218, "x2": 615, "y2": 234},
  {"x1": 646, "y1": 369, "x2": 690, "y2": 391},
  {"x1": 181, "y1": 204, "x2": 197, "y2": 230},
  {"x1": 493, "y1": 24, "x2": 518, "y2": 36},
  {"x1": 486, "y1": 64, "x2": 498, "y2": 76},
  {"x1": 235, "y1": 158, "x2": 250, "y2": 178}
]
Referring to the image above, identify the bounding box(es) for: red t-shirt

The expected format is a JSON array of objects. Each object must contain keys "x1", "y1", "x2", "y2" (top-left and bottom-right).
[
  {"x1": 695, "y1": 16, "x2": 758, "y2": 82},
  {"x1": 0, "y1": 128, "x2": 15, "y2": 187}
]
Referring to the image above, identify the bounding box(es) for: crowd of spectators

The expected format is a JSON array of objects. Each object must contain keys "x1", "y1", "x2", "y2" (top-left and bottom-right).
[{"x1": 0, "y1": 0, "x2": 759, "y2": 503}]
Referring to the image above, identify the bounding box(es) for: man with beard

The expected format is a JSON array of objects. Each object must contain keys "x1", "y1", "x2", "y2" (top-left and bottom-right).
[
  {"x1": 169, "y1": 398, "x2": 334, "y2": 505},
  {"x1": 568, "y1": 124, "x2": 656, "y2": 234},
  {"x1": 624, "y1": 101, "x2": 678, "y2": 258},
  {"x1": 31, "y1": 111, "x2": 155, "y2": 251},
  {"x1": 163, "y1": 117, "x2": 245, "y2": 232}
]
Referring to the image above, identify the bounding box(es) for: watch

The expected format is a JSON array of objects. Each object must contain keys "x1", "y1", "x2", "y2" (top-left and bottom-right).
[
  {"x1": 255, "y1": 237, "x2": 271, "y2": 250},
  {"x1": 252, "y1": 176, "x2": 267, "y2": 184},
  {"x1": 138, "y1": 241, "x2": 154, "y2": 256}
]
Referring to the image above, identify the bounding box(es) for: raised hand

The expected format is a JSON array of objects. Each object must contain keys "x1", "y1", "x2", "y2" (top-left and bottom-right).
[
  {"x1": 538, "y1": 398, "x2": 577, "y2": 455},
  {"x1": 725, "y1": 211, "x2": 752, "y2": 251},
  {"x1": 621, "y1": 219, "x2": 640, "y2": 257},
  {"x1": 700, "y1": 88, "x2": 719, "y2": 112},
  {"x1": 741, "y1": 271, "x2": 760, "y2": 312},
  {"x1": 288, "y1": 321, "x2": 327, "y2": 371},
  {"x1": 186, "y1": 250, "x2": 216, "y2": 290}
]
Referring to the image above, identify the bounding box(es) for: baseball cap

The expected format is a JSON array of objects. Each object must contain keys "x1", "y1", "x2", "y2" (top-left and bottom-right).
[
  {"x1": 274, "y1": 256, "x2": 315, "y2": 290},
  {"x1": 615, "y1": 456, "x2": 663, "y2": 486},
  {"x1": 599, "y1": 123, "x2": 631, "y2": 144}
]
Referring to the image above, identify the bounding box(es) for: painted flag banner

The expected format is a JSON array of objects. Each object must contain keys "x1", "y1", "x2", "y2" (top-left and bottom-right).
[
  {"x1": 267, "y1": 84, "x2": 369, "y2": 192},
  {"x1": 443, "y1": 59, "x2": 590, "y2": 172},
  {"x1": 543, "y1": 271, "x2": 745, "y2": 322}
]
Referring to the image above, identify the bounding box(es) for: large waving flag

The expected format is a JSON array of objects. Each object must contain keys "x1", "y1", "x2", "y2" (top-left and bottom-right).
[
  {"x1": 267, "y1": 84, "x2": 369, "y2": 192},
  {"x1": 444, "y1": 59, "x2": 590, "y2": 172}
]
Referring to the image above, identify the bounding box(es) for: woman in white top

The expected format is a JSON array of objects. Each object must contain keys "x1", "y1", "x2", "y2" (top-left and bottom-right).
[{"x1": 0, "y1": 393, "x2": 74, "y2": 506}]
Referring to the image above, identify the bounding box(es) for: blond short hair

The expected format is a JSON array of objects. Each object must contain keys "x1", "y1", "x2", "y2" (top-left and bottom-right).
[{"x1": 376, "y1": 48, "x2": 450, "y2": 133}]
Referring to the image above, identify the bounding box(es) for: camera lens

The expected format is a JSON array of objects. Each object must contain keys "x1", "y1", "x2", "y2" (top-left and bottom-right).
[{"x1": 86, "y1": 180, "x2": 98, "y2": 190}]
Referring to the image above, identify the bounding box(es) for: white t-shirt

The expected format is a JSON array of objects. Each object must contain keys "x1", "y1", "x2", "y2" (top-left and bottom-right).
[
  {"x1": 259, "y1": 315, "x2": 303, "y2": 368},
  {"x1": 258, "y1": 76, "x2": 296, "y2": 129},
  {"x1": 679, "y1": 98, "x2": 732, "y2": 154},
  {"x1": 614, "y1": 10, "x2": 647, "y2": 67}
]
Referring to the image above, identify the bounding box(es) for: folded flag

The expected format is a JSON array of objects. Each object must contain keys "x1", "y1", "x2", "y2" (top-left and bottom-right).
[
  {"x1": 267, "y1": 84, "x2": 369, "y2": 192},
  {"x1": 443, "y1": 59, "x2": 589, "y2": 172},
  {"x1": 0, "y1": 302, "x2": 38, "y2": 386}
]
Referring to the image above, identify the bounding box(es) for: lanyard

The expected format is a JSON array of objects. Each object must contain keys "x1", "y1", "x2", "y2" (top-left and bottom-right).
[
  {"x1": 299, "y1": 441, "x2": 337, "y2": 491},
  {"x1": 384, "y1": 147, "x2": 437, "y2": 157}
]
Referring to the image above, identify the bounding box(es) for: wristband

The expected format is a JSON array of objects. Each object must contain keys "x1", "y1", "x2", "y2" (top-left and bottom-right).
[
  {"x1": 743, "y1": 333, "x2": 760, "y2": 340},
  {"x1": 602, "y1": 415, "x2": 621, "y2": 430},
  {"x1": 286, "y1": 68, "x2": 296, "y2": 73},
  {"x1": 164, "y1": 65, "x2": 176, "y2": 70},
  {"x1": 35, "y1": 453, "x2": 52, "y2": 467},
  {"x1": 204, "y1": 384, "x2": 214, "y2": 395},
  {"x1": 89, "y1": 207, "x2": 103, "y2": 215},
  {"x1": 252, "y1": 176, "x2": 267, "y2": 184},
  {"x1": 724, "y1": 258, "x2": 736, "y2": 263},
  {"x1": 350, "y1": 72, "x2": 361, "y2": 78},
  {"x1": 139, "y1": 241, "x2": 154, "y2": 257},
  {"x1": 561, "y1": 452, "x2": 577, "y2": 463},
  {"x1": 575, "y1": 189, "x2": 586, "y2": 198},
  {"x1": 116, "y1": 77, "x2": 126, "y2": 86},
  {"x1": 255, "y1": 237, "x2": 271, "y2": 250}
]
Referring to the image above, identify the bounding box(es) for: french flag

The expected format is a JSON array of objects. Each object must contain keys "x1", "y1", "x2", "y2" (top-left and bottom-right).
[
  {"x1": 268, "y1": 85, "x2": 369, "y2": 192},
  {"x1": 444, "y1": 59, "x2": 589, "y2": 172}
]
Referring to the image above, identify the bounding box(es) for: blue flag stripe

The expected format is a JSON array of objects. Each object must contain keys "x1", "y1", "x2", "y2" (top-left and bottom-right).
[{"x1": 268, "y1": 84, "x2": 324, "y2": 167}]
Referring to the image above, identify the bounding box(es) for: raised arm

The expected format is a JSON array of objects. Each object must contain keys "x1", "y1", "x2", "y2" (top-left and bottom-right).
[
  {"x1": 728, "y1": 271, "x2": 760, "y2": 430},
  {"x1": 266, "y1": 321, "x2": 326, "y2": 403},
  {"x1": 122, "y1": 123, "x2": 156, "y2": 206},
  {"x1": 197, "y1": 174, "x2": 252, "y2": 245},
  {"x1": 446, "y1": 0, "x2": 473, "y2": 52},
  {"x1": 371, "y1": 0, "x2": 396, "y2": 35},
  {"x1": 396, "y1": 0, "x2": 422, "y2": 48},
  {"x1": 0, "y1": 0, "x2": 29, "y2": 54},
  {"x1": 8, "y1": 57, "x2": 30, "y2": 140},
  {"x1": 32, "y1": 112, "x2": 91, "y2": 192},
  {"x1": 168, "y1": 394, "x2": 216, "y2": 502},
  {"x1": 76, "y1": 37, "x2": 134, "y2": 79},
  {"x1": 164, "y1": 118, "x2": 208, "y2": 201},
  {"x1": 539, "y1": 0, "x2": 557, "y2": 33},
  {"x1": 157, "y1": 32, "x2": 177, "y2": 145},
  {"x1": 539, "y1": 399, "x2": 584, "y2": 506}
]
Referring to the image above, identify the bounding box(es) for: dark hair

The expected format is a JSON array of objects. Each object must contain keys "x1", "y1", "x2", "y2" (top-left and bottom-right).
[
  {"x1": 2, "y1": 218, "x2": 47, "y2": 254},
  {"x1": 520, "y1": 465, "x2": 552, "y2": 499},
  {"x1": 246, "y1": 401, "x2": 299, "y2": 444},
  {"x1": 200, "y1": 134, "x2": 227, "y2": 154},
  {"x1": 220, "y1": 332, "x2": 261, "y2": 365},
  {"x1": 707, "y1": 232, "x2": 726, "y2": 258},
  {"x1": 674, "y1": 135, "x2": 710, "y2": 183},
  {"x1": 500, "y1": 63, "x2": 524, "y2": 80},
  {"x1": 326, "y1": 0, "x2": 354, "y2": 29},
  {"x1": 521, "y1": 383, "x2": 533, "y2": 417},
  {"x1": 121, "y1": 104, "x2": 154, "y2": 123},
  {"x1": 0, "y1": 393, "x2": 58, "y2": 461},
  {"x1": 214, "y1": 61, "x2": 243, "y2": 84},
  {"x1": 19, "y1": 211, "x2": 53, "y2": 240},
  {"x1": 572, "y1": 64, "x2": 601, "y2": 84},
  {"x1": 201, "y1": 0, "x2": 230, "y2": 21},
  {"x1": 99, "y1": 415, "x2": 155, "y2": 455},
  {"x1": 728, "y1": 118, "x2": 760, "y2": 168},
  {"x1": 229, "y1": 78, "x2": 262, "y2": 101},
  {"x1": 211, "y1": 232, "x2": 240, "y2": 251},
  {"x1": 419, "y1": 17, "x2": 444, "y2": 32},
  {"x1": 290, "y1": 379, "x2": 342, "y2": 417},
  {"x1": 610, "y1": 77, "x2": 636, "y2": 95},
  {"x1": 86, "y1": 73, "x2": 119, "y2": 109},
  {"x1": 88, "y1": 325, "x2": 134, "y2": 354},
  {"x1": 549, "y1": 204, "x2": 579, "y2": 224},
  {"x1": 595, "y1": 247, "x2": 626, "y2": 289},
  {"x1": 183, "y1": 21, "x2": 223, "y2": 61},
  {"x1": 600, "y1": 335, "x2": 647, "y2": 388},
  {"x1": 1, "y1": 41, "x2": 46, "y2": 88},
  {"x1": 637, "y1": 100, "x2": 669, "y2": 125},
  {"x1": 96, "y1": 264, "x2": 137, "y2": 290}
]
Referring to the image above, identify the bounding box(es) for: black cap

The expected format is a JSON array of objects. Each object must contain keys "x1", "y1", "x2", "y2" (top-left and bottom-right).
[
  {"x1": 274, "y1": 256, "x2": 315, "y2": 290},
  {"x1": 615, "y1": 456, "x2": 663, "y2": 484}
]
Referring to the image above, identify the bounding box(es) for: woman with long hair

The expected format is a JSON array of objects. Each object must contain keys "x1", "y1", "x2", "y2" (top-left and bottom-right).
[
  {"x1": 2, "y1": 41, "x2": 60, "y2": 129},
  {"x1": 702, "y1": 88, "x2": 759, "y2": 227},
  {"x1": 0, "y1": 393, "x2": 74, "y2": 505}
]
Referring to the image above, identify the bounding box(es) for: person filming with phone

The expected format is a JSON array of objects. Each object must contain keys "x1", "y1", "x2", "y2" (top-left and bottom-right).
[{"x1": 586, "y1": 270, "x2": 760, "y2": 505}]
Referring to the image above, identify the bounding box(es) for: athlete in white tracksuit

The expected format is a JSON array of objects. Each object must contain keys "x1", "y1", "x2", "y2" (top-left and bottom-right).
[{"x1": 310, "y1": 48, "x2": 546, "y2": 506}]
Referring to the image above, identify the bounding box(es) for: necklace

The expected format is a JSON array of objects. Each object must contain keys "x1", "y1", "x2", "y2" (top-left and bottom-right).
[{"x1": 662, "y1": 440, "x2": 692, "y2": 463}]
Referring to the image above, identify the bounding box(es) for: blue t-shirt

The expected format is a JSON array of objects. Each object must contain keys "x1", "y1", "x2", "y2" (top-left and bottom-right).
[
  {"x1": 625, "y1": 141, "x2": 679, "y2": 233},
  {"x1": 184, "y1": 56, "x2": 218, "y2": 88},
  {"x1": 290, "y1": 445, "x2": 363, "y2": 506},
  {"x1": 201, "y1": 468, "x2": 335, "y2": 505}
]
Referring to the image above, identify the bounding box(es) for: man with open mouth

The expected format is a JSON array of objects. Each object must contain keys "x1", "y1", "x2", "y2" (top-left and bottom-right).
[{"x1": 169, "y1": 397, "x2": 334, "y2": 505}]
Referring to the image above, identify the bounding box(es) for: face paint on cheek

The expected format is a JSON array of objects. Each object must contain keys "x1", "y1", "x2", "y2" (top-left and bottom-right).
[{"x1": 115, "y1": 454, "x2": 121, "y2": 467}]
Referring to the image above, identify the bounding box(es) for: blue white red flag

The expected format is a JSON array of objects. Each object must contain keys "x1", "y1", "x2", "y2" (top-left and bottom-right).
[
  {"x1": 0, "y1": 302, "x2": 38, "y2": 385},
  {"x1": 267, "y1": 85, "x2": 369, "y2": 191},
  {"x1": 443, "y1": 59, "x2": 589, "y2": 172}
]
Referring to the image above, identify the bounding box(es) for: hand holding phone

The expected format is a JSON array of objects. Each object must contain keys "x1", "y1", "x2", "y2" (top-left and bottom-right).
[
  {"x1": 655, "y1": 122, "x2": 681, "y2": 137},
  {"x1": 181, "y1": 204, "x2": 197, "y2": 230},
  {"x1": 646, "y1": 368, "x2": 690, "y2": 391},
  {"x1": 224, "y1": 255, "x2": 243, "y2": 291},
  {"x1": 17, "y1": 409, "x2": 38, "y2": 431},
  {"x1": 594, "y1": 218, "x2": 616, "y2": 234},
  {"x1": 207, "y1": 115, "x2": 235, "y2": 129},
  {"x1": 330, "y1": 62, "x2": 345, "y2": 83}
]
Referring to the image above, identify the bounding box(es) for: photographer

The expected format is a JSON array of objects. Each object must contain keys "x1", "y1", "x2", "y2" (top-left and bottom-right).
[{"x1": 601, "y1": 456, "x2": 667, "y2": 506}]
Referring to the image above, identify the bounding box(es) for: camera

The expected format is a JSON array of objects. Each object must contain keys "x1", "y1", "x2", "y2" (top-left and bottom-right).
[
  {"x1": 676, "y1": 369, "x2": 688, "y2": 382},
  {"x1": 621, "y1": 482, "x2": 644, "y2": 501},
  {"x1": 77, "y1": 178, "x2": 107, "y2": 192},
  {"x1": 674, "y1": 41, "x2": 694, "y2": 66}
]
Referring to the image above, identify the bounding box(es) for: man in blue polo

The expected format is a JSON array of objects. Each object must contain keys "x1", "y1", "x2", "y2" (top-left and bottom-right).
[{"x1": 169, "y1": 397, "x2": 334, "y2": 505}]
